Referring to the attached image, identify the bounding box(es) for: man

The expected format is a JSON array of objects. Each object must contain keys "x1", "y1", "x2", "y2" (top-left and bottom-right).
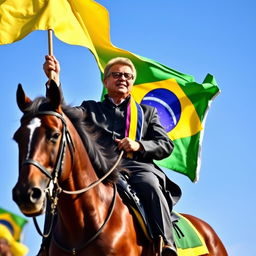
[
  {"x1": 0, "y1": 237, "x2": 12, "y2": 256},
  {"x1": 43, "y1": 55, "x2": 181, "y2": 256},
  {"x1": 0, "y1": 224, "x2": 28, "y2": 256}
]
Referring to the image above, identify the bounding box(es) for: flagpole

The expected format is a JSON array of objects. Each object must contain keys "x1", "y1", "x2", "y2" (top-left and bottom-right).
[{"x1": 48, "y1": 29, "x2": 54, "y2": 80}]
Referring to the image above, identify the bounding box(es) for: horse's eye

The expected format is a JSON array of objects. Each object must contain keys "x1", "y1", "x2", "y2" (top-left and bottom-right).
[{"x1": 50, "y1": 132, "x2": 60, "y2": 143}]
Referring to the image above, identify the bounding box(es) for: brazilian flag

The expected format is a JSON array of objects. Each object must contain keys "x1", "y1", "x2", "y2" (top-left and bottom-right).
[
  {"x1": 0, "y1": 207, "x2": 28, "y2": 242},
  {"x1": 0, "y1": 0, "x2": 219, "y2": 181},
  {"x1": 100, "y1": 53, "x2": 218, "y2": 182},
  {"x1": 131, "y1": 58, "x2": 218, "y2": 182}
]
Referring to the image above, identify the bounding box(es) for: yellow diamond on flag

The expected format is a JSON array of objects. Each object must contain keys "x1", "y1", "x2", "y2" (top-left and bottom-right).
[{"x1": 132, "y1": 78, "x2": 203, "y2": 140}]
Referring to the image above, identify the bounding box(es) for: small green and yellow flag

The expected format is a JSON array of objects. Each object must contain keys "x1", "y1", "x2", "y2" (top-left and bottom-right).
[
  {"x1": 0, "y1": 208, "x2": 29, "y2": 256},
  {"x1": 0, "y1": 0, "x2": 219, "y2": 181},
  {"x1": 0, "y1": 207, "x2": 28, "y2": 242}
]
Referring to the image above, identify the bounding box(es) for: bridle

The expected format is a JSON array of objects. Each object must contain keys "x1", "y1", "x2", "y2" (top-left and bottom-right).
[
  {"x1": 21, "y1": 110, "x2": 74, "y2": 237},
  {"x1": 20, "y1": 110, "x2": 123, "y2": 253},
  {"x1": 22, "y1": 110, "x2": 74, "y2": 183}
]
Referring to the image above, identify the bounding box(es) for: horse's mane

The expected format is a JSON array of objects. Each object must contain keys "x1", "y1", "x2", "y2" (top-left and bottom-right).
[{"x1": 22, "y1": 97, "x2": 121, "y2": 184}]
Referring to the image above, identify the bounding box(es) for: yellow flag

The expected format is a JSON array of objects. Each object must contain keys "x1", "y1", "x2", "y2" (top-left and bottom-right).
[
  {"x1": 0, "y1": 0, "x2": 102, "y2": 68},
  {"x1": 0, "y1": 0, "x2": 140, "y2": 70}
]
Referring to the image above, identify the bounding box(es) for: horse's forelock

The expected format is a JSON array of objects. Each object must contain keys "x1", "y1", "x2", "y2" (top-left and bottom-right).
[{"x1": 19, "y1": 97, "x2": 48, "y2": 123}]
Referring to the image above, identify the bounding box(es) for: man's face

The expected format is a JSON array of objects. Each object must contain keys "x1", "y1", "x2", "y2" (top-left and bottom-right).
[
  {"x1": 0, "y1": 238, "x2": 12, "y2": 255},
  {"x1": 103, "y1": 64, "x2": 135, "y2": 99}
]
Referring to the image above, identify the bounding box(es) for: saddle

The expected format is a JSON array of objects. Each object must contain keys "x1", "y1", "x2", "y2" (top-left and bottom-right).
[
  {"x1": 117, "y1": 173, "x2": 154, "y2": 240},
  {"x1": 117, "y1": 174, "x2": 209, "y2": 256},
  {"x1": 117, "y1": 173, "x2": 180, "y2": 240}
]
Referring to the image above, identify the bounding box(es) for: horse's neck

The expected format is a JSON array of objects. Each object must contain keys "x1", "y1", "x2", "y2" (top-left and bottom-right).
[
  {"x1": 61, "y1": 116, "x2": 99, "y2": 185},
  {"x1": 57, "y1": 118, "x2": 113, "y2": 237}
]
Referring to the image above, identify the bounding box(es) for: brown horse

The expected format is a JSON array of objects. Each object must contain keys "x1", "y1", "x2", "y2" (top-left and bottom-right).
[{"x1": 12, "y1": 83, "x2": 227, "y2": 256}]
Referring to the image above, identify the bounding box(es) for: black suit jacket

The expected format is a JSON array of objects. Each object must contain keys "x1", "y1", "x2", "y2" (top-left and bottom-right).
[
  {"x1": 80, "y1": 95, "x2": 173, "y2": 160},
  {"x1": 78, "y1": 95, "x2": 181, "y2": 205}
]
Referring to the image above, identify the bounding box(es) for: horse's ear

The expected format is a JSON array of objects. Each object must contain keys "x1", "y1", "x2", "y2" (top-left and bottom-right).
[
  {"x1": 16, "y1": 84, "x2": 32, "y2": 112},
  {"x1": 46, "y1": 80, "x2": 62, "y2": 111}
]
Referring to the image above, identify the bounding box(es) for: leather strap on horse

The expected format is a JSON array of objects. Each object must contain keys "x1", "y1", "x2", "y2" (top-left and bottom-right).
[
  {"x1": 60, "y1": 150, "x2": 124, "y2": 195},
  {"x1": 32, "y1": 198, "x2": 56, "y2": 238},
  {"x1": 52, "y1": 183, "x2": 117, "y2": 255}
]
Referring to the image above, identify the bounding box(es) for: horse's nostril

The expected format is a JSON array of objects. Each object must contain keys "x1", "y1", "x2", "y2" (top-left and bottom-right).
[{"x1": 29, "y1": 187, "x2": 43, "y2": 203}]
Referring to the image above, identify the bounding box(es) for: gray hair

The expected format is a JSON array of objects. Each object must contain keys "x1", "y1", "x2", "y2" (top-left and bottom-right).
[{"x1": 103, "y1": 57, "x2": 137, "y2": 80}]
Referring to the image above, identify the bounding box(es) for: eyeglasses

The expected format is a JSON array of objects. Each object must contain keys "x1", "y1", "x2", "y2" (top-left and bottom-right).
[{"x1": 110, "y1": 72, "x2": 134, "y2": 80}]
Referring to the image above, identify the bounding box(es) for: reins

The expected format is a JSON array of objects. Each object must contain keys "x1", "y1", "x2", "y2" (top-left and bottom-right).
[
  {"x1": 60, "y1": 150, "x2": 123, "y2": 195},
  {"x1": 21, "y1": 110, "x2": 123, "y2": 247}
]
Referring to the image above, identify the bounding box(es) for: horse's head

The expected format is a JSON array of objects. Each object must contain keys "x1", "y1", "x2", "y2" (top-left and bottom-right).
[{"x1": 12, "y1": 81, "x2": 70, "y2": 217}]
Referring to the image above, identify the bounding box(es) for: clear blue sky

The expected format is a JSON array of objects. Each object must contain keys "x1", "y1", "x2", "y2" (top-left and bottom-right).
[{"x1": 0, "y1": 0, "x2": 255, "y2": 255}]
